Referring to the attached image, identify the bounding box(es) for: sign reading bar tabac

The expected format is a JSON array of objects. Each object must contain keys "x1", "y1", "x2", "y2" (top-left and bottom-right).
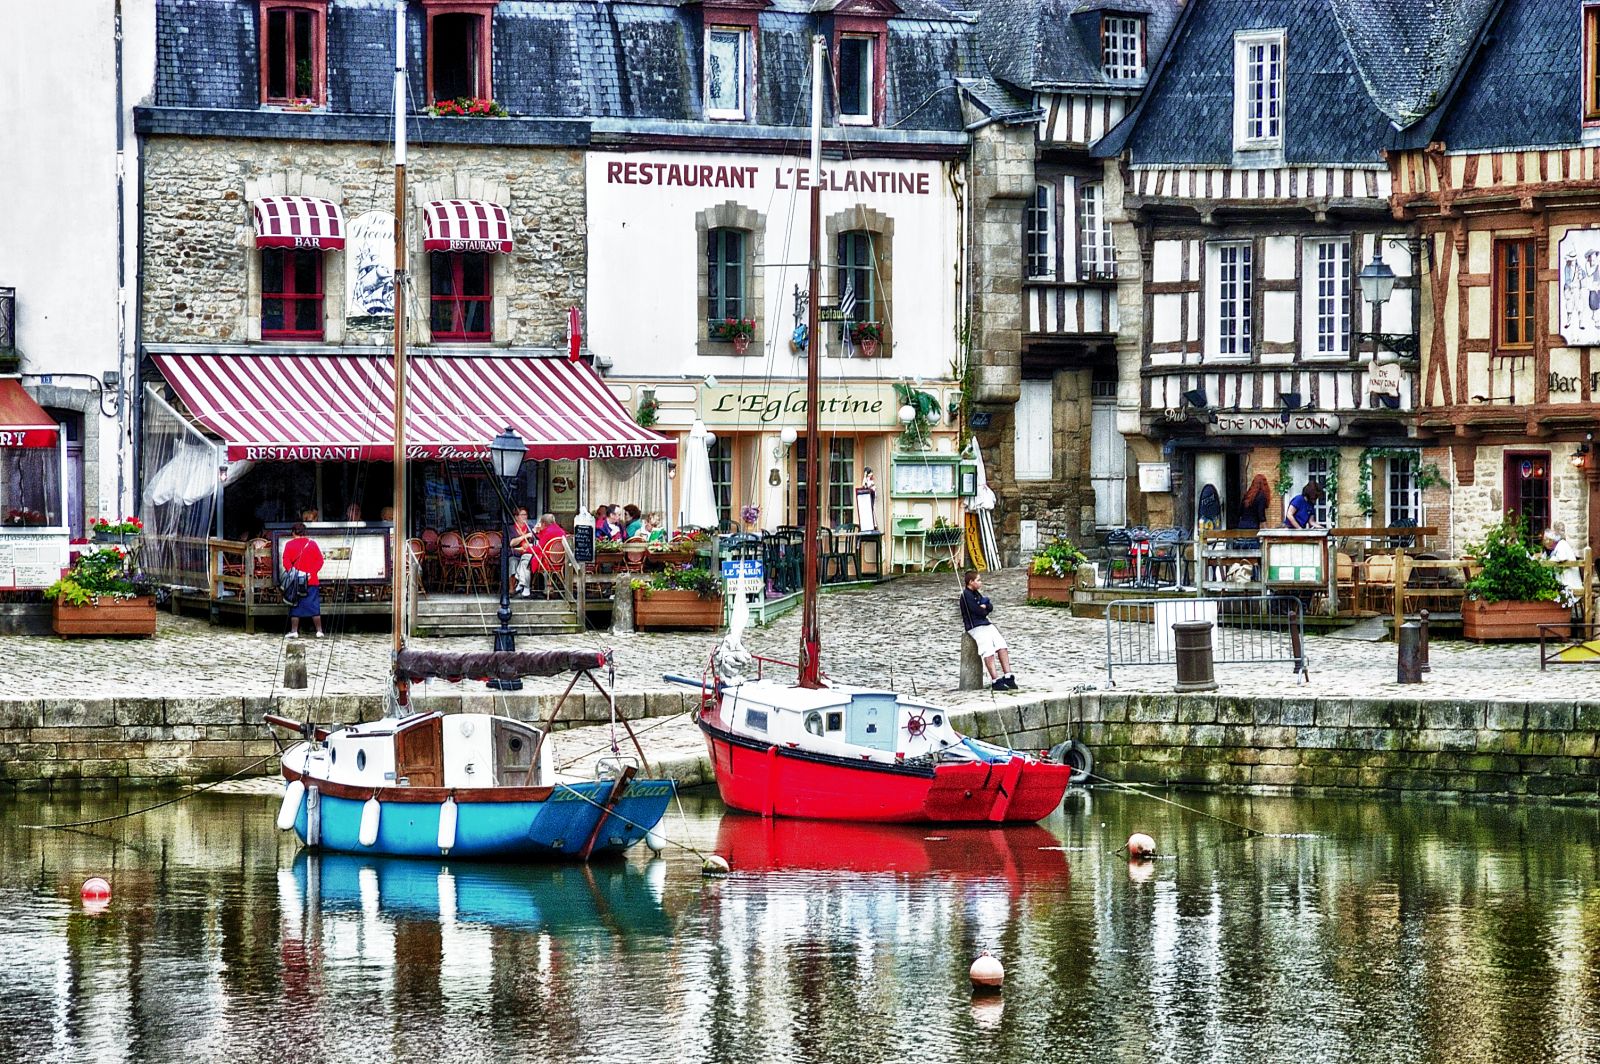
[
  {"x1": 1208, "y1": 412, "x2": 1342, "y2": 436},
  {"x1": 698, "y1": 383, "x2": 898, "y2": 430}
]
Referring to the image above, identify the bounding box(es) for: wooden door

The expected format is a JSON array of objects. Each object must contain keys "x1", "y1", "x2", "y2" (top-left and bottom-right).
[{"x1": 394, "y1": 716, "x2": 444, "y2": 787}]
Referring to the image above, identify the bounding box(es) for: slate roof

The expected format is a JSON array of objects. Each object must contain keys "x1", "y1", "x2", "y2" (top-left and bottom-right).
[
  {"x1": 152, "y1": 0, "x2": 978, "y2": 135},
  {"x1": 1093, "y1": 0, "x2": 1497, "y2": 167},
  {"x1": 961, "y1": 0, "x2": 1181, "y2": 92},
  {"x1": 1410, "y1": 0, "x2": 1581, "y2": 151}
]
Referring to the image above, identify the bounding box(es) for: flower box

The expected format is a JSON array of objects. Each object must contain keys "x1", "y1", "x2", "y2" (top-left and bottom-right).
[
  {"x1": 1026, "y1": 571, "x2": 1077, "y2": 603},
  {"x1": 633, "y1": 588, "x2": 723, "y2": 630},
  {"x1": 1461, "y1": 598, "x2": 1571, "y2": 642},
  {"x1": 52, "y1": 596, "x2": 157, "y2": 638}
]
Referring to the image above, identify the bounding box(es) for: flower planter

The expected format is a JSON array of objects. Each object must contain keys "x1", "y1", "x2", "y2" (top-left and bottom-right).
[
  {"x1": 52, "y1": 596, "x2": 157, "y2": 638},
  {"x1": 858, "y1": 338, "x2": 880, "y2": 358},
  {"x1": 1461, "y1": 598, "x2": 1571, "y2": 642},
  {"x1": 646, "y1": 549, "x2": 699, "y2": 568},
  {"x1": 731, "y1": 336, "x2": 751, "y2": 355},
  {"x1": 633, "y1": 588, "x2": 723, "y2": 630},
  {"x1": 1026, "y1": 571, "x2": 1078, "y2": 603}
]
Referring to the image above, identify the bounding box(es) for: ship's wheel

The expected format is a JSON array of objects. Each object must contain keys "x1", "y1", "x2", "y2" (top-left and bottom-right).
[{"x1": 905, "y1": 713, "x2": 927, "y2": 738}]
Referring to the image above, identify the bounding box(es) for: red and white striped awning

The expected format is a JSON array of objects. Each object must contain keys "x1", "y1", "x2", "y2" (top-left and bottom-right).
[
  {"x1": 253, "y1": 196, "x2": 346, "y2": 250},
  {"x1": 422, "y1": 200, "x2": 513, "y2": 253},
  {"x1": 151, "y1": 353, "x2": 675, "y2": 462},
  {"x1": 0, "y1": 379, "x2": 57, "y2": 448}
]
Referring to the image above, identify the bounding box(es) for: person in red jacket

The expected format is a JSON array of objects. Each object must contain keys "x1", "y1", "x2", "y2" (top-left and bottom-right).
[{"x1": 282, "y1": 522, "x2": 325, "y2": 639}]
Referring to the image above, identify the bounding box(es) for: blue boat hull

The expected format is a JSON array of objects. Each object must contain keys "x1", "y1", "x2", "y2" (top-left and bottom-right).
[{"x1": 292, "y1": 779, "x2": 674, "y2": 860}]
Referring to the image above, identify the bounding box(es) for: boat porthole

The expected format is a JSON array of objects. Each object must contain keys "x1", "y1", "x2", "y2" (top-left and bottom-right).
[
  {"x1": 509, "y1": 736, "x2": 523, "y2": 752},
  {"x1": 356, "y1": 750, "x2": 367, "y2": 772},
  {"x1": 932, "y1": 714, "x2": 943, "y2": 727},
  {"x1": 459, "y1": 718, "x2": 475, "y2": 738},
  {"x1": 329, "y1": 747, "x2": 336, "y2": 764},
  {"x1": 804, "y1": 711, "x2": 824, "y2": 737}
]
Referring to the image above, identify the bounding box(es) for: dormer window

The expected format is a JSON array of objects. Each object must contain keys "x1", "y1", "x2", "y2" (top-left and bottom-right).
[
  {"x1": 1233, "y1": 30, "x2": 1285, "y2": 150},
  {"x1": 1585, "y1": 5, "x2": 1600, "y2": 122},
  {"x1": 258, "y1": 1, "x2": 327, "y2": 106},
  {"x1": 1101, "y1": 14, "x2": 1145, "y2": 80},
  {"x1": 706, "y1": 26, "x2": 751, "y2": 120},
  {"x1": 837, "y1": 35, "x2": 876, "y2": 125},
  {"x1": 424, "y1": 1, "x2": 496, "y2": 105}
]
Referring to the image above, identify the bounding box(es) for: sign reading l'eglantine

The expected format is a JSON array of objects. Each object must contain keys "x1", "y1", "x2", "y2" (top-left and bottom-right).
[{"x1": 697, "y1": 383, "x2": 900, "y2": 430}]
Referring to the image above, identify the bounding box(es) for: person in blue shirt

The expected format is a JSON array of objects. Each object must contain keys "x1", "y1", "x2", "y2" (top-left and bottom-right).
[
  {"x1": 960, "y1": 571, "x2": 1016, "y2": 691},
  {"x1": 1282, "y1": 482, "x2": 1324, "y2": 528}
]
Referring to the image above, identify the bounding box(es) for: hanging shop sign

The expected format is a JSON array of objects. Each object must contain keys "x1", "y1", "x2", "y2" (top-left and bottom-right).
[
  {"x1": 698, "y1": 382, "x2": 901, "y2": 430},
  {"x1": 549, "y1": 459, "x2": 580, "y2": 513},
  {"x1": 1208, "y1": 412, "x2": 1342, "y2": 436},
  {"x1": 344, "y1": 210, "x2": 396, "y2": 327},
  {"x1": 1137, "y1": 462, "x2": 1172, "y2": 493},
  {"x1": 1557, "y1": 229, "x2": 1600, "y2": 348}
]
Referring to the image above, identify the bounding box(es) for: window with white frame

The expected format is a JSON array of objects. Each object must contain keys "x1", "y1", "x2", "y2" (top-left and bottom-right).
[
  {"x1": 1234, "y1": 31, "x2": 1284, "y2": 149},
  {"x1": 1313, "y1": 238, "x2": 1351, "y2": 355},
  {"x1": 1385, "y1": 454, "x2": 1421, "y2": 528},
  {"x1": 1101, "y1": 15, "x2": 1145, "y2": 80},
  {"x1": 1289, "y1": 454, "x2": 1334, "y2": 525},
  {"x1": 706, "y1": 26, "x2": 749, "y2": 119},
  {"x1": 1014, "y1": 379, "x2": 1053, "y2": 480},
  {"x1": 1078, "y1": 181, "x2": 1115, "y2": 279},
  {"x1": 1025, "y1": 184, "x2": 1054, "y2": 280},
  {"x1": 1211, "y1": 242, "x2": 1252, "y2": 358}
]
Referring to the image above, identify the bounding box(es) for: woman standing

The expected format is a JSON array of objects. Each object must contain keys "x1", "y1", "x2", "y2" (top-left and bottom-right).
[
  {"x1": 282, "y1": 522, "x2": 325, "y2": 639},
  {"x1": 1238, "y1": 474, "x2": 1270, "y2": 531}
]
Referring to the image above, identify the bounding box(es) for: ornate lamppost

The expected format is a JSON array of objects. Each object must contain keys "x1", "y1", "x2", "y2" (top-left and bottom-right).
[{"x1": 486, "y1": 426, "x2": 525, "y2": 692}]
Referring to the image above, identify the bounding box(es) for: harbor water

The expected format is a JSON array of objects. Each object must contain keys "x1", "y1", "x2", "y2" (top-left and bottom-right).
[{"x1": 2, "y1": 788, "x2": 1598, "y2": 1063}]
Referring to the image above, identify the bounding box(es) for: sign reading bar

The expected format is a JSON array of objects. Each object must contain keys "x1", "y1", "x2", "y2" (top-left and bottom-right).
[{"x1": 1208, "y1": 412, "x2": 1342, "y2": 436}]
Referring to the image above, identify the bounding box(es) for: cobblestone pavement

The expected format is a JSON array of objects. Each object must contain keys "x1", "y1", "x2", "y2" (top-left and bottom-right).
[{"x1": 3, "y1": 568, "x2": 1594, "y2": 704}]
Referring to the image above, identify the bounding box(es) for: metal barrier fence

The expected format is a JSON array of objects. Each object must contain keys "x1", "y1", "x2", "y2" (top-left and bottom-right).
[{"x1": 1105, "y1": 595, "x2": 1308, "y2": 686}]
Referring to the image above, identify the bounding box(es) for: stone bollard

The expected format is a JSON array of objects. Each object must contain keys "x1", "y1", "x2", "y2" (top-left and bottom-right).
[
  {"x1": 1419, "y1": 609, "x2": 1431, "y2": 673},
  {"x1": 283, "y1": 640, "x2": 308, "y2": 690},
  {"x1": 611, "y1": 575, "x2": 635, "y2": 633},
  {"x1": 960, "y1": 632, "x2": 985, "y2": 690},
  {"x1": 1397, "y1": 621, "x2": 1423, "y2": 684}
]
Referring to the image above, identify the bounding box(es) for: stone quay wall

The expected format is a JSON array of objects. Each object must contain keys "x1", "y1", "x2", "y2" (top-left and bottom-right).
[
  {"x1": 0, "y1": 689, "x2": 699, "y2": 789},
  {"x1": 7, "y1": 689, "x2": 1600, "y2": 802}
]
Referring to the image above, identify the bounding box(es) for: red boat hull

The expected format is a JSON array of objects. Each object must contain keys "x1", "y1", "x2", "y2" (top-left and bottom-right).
[{"x1": 699, "y1": 719, "x2": 1072, "y2": 824}]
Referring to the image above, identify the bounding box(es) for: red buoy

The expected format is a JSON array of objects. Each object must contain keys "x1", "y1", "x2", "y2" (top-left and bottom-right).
[
  {"x1": 1127, "y1": 832, "x2": 1157, "y2": 859},
  {"x1": 81, "y1": 877, "x2": 111, "y2": 907}
]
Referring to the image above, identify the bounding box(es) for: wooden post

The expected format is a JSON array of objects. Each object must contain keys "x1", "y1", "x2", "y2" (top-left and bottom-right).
[
  {"x1": 960, "y1": 631, "x2": 985, "y2": 690},
  {"x1": 1393, "y1": 547, "x2": 1406, "y2": 636},
  {"x1": 1195, "y1": 527, "x2": 1206, "y2": 598},
  {"x1": 1585, "y1": 546, "x2": 1595, "y2": 628},
  {"x1": 283, "y1": 640, "x2": 308, "y2": 689},
  {"x1": 244, "y1": 540, "x2": 257, "y2": 635}
]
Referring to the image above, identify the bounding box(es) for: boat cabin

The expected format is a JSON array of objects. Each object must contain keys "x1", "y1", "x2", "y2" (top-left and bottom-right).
[
  {"x1": 316, "y1": 711, "x2": 553, "y2": 789},
  {"x1": 717, "y1": 681, "x2": 974, "y2": 764}
]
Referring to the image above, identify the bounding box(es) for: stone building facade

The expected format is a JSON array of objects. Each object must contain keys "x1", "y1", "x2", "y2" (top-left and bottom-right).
[{"x1": 961, "y1": 0, "x2": 1180, "y2": 560}]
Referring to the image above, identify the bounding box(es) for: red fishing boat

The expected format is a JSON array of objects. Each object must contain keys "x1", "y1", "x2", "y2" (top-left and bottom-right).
[{"x1": 666, "y1": 35, "x2": 1072, "y2": 825}]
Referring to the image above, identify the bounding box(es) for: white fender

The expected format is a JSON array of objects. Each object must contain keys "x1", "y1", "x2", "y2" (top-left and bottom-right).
[
  {"x1": 277, "y1": 779, "x2": 306, "y2": 831},
  {"x1": 358, "y1": 797, "x2": 381, "y2": 847},
  {"x1": 437, "y1": 797, "x2": 458, "y2": 853}
]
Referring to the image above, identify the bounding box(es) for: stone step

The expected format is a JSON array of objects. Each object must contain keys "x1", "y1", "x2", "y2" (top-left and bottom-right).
[{"x1": 411, "y1": 618, "x2": 584, "y2": 637}]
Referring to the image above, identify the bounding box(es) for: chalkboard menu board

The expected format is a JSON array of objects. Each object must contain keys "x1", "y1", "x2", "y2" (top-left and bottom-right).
[{"x1": 571, "y1": 522, "x2": 596, "y2": 564}]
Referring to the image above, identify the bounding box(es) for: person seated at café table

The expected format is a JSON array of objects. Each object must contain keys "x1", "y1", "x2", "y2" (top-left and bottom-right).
[
  {"x1": 623, "y1": 503, "x2": 644, "y2": 539},
  {"x1": 509, "y1": 507, "x2": 537, "y2": 597},
  {"x1": 595, "y1": 504, "x2": 623, "y2": 542},
  {"x1": 643, "y1": 513, "x2": 668, "y2": 543},
  {"x1": 533, "y1": 513, "x2": 568, "y2": 576}
]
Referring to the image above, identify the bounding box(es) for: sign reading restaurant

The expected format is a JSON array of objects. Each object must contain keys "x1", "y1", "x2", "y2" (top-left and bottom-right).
[
  {"x1": 604, "y1": 159, "x2": 933, "y2": 196},
  {"x1": 233, "y1": 441, "x2": 670, "y2": 462}
]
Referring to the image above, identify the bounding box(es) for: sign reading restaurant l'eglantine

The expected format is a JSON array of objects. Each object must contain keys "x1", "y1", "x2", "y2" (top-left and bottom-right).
[
  {"x1": 603, "y1": 158, "x2": 934, "y2": 196},
  {"x1": 698, "y1": 383, "x2": 900, "y2": 429}
]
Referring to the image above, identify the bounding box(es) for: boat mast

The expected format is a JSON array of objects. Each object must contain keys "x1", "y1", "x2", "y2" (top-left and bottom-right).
[
  {"x1": 390, "y1": 0, "x2": 409, "y2": 666},
  {"x1": 799, "y1": 33, "x2": 824, "y2": 689}
]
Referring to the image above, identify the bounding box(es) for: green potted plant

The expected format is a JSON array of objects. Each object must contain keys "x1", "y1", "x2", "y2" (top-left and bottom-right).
[
  {"x1": 1461, "y1": 515, "x2": 1568, "y2": 641},
  {"x1": 710, "y1": 317, "x2": 757, "y2": 354},
  {"x1": 90, "y1": 514, "x2": 144, "y2": 545},
  {"x1": 851, "y1": 320, "x2": 883, "y2": 357},
  {"x1": 44, "y1": 546, "x2": 157, "y2": 637},
  {"x1": 926, "y1": 515, "x2": 963, "y2": 549},
  {"x1": 1027, "y1": 538, "x2": 1089, "y2": 603},
  {"x1": 427, "y1": 97, "x2": 508, "y2": 118},
  {"x1": 633, "y1": 565, "x2": 724, "y2": 630}
]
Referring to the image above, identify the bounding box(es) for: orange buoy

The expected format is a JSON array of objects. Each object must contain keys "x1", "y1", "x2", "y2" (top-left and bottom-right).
[
  {"x1": 1127, "y1": 832, "x2": 1157, "y2": 859},
  {"x1": 969, "y1": 949, "x2": 1004, "y2": 991}
]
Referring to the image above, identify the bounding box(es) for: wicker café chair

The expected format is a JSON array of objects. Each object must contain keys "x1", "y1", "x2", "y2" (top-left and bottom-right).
[
  {"x1": 464, "y1": 531, "x2": 493, "y2": 594},
  {"x1": 437, "y1": 530, "x2": 467, "y2": 592},
  {"x1": 540, "y1": 535, "x2": 570, "y2": 599},
  {"x1": 619, "y1": 541, "x2": 647, "y2": 574}
]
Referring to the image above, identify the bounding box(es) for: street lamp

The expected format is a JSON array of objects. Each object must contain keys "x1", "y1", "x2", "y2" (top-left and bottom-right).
[
  {"x1": 1356, "y1": 240, "x2": 1419, "y2": 363},
  {"x1": 486, "y1": 426, "x2": 526, "y2": 691}
]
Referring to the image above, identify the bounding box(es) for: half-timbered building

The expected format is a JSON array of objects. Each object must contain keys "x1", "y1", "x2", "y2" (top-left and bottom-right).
[
  {"x1": 961, "y1": 0, "x2": 1180, "y2": 557},
  {"x1": 1390, "y1": 0, "x2": 1600, "y2": 552},
  {"x1": 1094, "y1": 0, "x2": 1491, "y2": 536}
]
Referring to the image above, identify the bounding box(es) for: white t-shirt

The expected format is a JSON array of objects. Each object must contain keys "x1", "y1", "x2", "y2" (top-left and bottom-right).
[{"x1": 1548, "y1": 538, "x2": 1581, "y2": 590}]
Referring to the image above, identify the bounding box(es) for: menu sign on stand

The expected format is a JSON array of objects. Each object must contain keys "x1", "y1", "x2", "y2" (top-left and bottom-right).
[{"x1": 0, "y1": 531, "x2": 70, "y2": 590}]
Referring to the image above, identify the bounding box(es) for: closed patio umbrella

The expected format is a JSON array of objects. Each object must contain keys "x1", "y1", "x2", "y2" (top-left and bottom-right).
[{"x1": 678, "y1": 419, "x2": 719, "y2": 531}]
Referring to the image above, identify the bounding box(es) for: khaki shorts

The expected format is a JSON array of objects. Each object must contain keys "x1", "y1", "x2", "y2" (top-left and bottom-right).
[{"x1": 968, "y1": 624, "x2": 1007, "y2": 659}]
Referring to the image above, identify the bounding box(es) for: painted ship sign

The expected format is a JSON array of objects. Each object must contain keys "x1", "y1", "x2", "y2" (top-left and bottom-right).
[{"x1": 1208, "y1": 412, "x2": 1342, "y2": 436}]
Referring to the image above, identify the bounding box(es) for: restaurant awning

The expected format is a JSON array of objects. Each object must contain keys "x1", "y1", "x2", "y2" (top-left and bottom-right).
[
  {"x1": 150, "y1": 353, "x2": 675, "y2": 462},
  {"x1": 0, "y1": 379, "x2": 58, "y2": 448},
  {"x1": 422, "y1": 200, "x2": 513, "y2": 253},
  {"x1": 253, "y1": 196, "x2": 346, "y2": 250}
]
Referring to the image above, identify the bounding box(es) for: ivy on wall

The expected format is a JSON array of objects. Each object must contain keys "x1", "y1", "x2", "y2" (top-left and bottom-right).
[
  {"x1": 1277, "y1": 447, "x2": 1341, "y2": 525},
  {"x1": 1353, "y1": 447, "x2": 1446, "y2": 515}
]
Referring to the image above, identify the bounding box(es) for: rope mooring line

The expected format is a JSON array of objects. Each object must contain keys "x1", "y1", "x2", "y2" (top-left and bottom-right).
[
  {"x1": 1082, "y1": 769, "x2": 1267, "y2": 839},
  {"x1": 22, "y1": 752, "x2": 281, "y2": 831},
  {"x1": 552, "y1": 782, "x2": 710, "y2": 862},
  {"x1": 555, "y1": 711, "x2": 690, "y2": 771}
]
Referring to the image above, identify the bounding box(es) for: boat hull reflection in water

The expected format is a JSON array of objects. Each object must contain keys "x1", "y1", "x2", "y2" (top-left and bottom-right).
[{"x1": 286, "y1": 851, "x2": 673, "y2": 936}]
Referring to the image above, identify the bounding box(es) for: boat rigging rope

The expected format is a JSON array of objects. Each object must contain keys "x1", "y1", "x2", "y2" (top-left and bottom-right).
[
  {"x1": 1080, "y1": 768, "x2": 1267, "y2": 839},
  {"x1": 20, "y1": 751, "x2": 282, "y2": 831}
]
